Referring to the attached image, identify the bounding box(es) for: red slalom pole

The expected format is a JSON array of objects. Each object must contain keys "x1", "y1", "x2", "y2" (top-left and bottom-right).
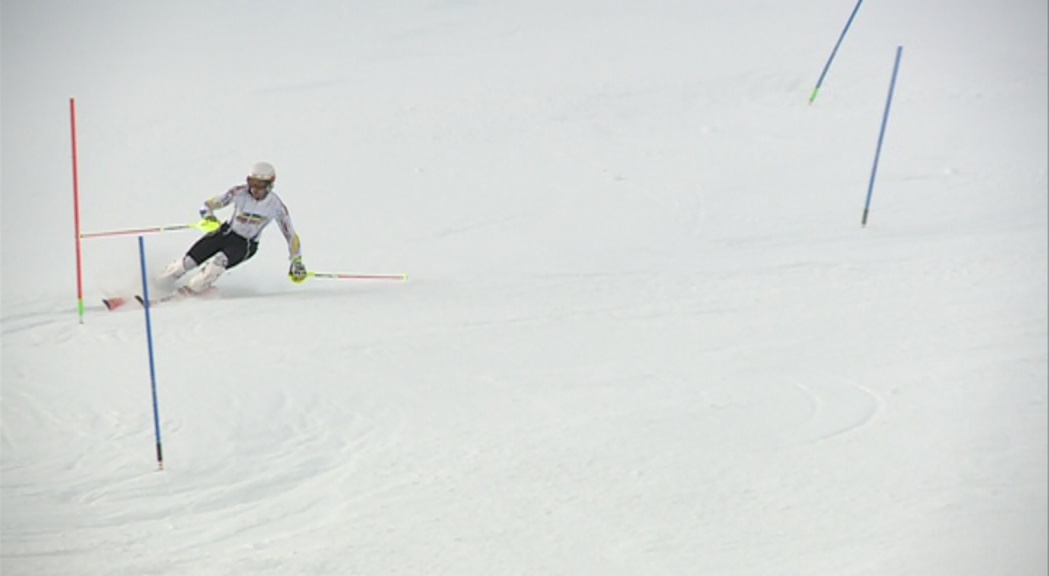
[
  {"x1": 70, "y1": 97, "x2": 85, "y2": 323},
  {"x1": 308, "y1": 271, "x2": 407, "y2": 281},
  {"x1": 81, "y1": 225, "x2": 182, "y2": 239},
  {"x1": 80, "y1": 219, "x2": 220, "y2": 239}
]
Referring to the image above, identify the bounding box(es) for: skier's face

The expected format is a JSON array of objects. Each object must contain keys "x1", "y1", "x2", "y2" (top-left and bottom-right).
[{"x1": 247, "y1": 177, "x2": 271, "y2": 200}]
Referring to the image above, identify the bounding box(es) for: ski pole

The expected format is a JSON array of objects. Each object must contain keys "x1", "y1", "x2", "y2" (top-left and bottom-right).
[
  {"x1": 81, "y1": 219, "x2": 220, "y2": 239},
  {"x1": 307, "y1": 271, "x2": 407, "y2": 281}
]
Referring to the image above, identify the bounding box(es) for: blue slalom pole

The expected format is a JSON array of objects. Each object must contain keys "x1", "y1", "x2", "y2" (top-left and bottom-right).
[
  {"x1": 138, "y1": 236, "x2": 164, "y2": 470},
  {"x1": 809, "y1": 0, "x2": 865, "y2": 104},
  {"x1": 863, "y1": 46, "x2": 904, "y2": 227}
]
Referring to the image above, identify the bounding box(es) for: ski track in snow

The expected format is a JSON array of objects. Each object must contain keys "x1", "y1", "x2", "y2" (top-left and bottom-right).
[{"x1": 786, "y1": 379, "x2": 883, "y2": 448}]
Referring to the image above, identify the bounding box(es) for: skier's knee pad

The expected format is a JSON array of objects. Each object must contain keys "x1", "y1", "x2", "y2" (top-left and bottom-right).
[
  {"x1": 160, "y1": 256, "x2": 194, "y2": 284},
  {"x1": 187, "y1": 259, "x2": 225, "y2": 293}
]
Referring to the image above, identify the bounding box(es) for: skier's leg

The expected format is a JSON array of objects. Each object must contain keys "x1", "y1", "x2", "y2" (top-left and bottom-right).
[
  {"x1": 186, "y1": 252, "x2": 228, "y2": 293},
  {"x1": 186, "y1": 224, "x2": 228, "y2": 266},
  {"x1": 167, "y1": 225, "x2": 227, "y2": 291},
  {"x1": 224, "y1": 237, "x2": 259, "y2": 270},
  {"x1": 157, "y1": 255, "x2": 197, "y2": 289},
  {"x1": 185, "y1": 229, "x2": 255, "y2": 292}
]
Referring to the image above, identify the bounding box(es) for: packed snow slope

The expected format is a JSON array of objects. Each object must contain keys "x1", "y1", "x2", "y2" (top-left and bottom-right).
[{"x1": 2, "y1": 1, "x2": 1046, "y2": 575}]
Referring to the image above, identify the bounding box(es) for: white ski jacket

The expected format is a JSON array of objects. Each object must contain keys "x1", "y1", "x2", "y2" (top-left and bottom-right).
[{"x1": 201, "y1": 184, "x2": 301, "y2": 260}]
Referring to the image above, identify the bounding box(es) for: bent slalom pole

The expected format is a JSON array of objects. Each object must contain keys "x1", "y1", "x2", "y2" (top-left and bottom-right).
[{"x1": 81, "y1": 219, "x2": 220, "y2": 239}]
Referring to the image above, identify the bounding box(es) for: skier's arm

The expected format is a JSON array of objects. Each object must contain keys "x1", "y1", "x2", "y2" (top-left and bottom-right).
[
  {"x1": 279, "y1": 205, "x2": 307, "y2": 283},
  {"x1": 199, "y1": 187, "x2": 237, "y2": 220},
  {"x1": 276, "y1": 203, "x2": 302, "y2": 261}
]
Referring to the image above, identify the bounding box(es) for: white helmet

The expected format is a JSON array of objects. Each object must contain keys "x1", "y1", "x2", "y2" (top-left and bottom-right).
[
  {"x1": 247, "y1": 161, "x2": 276, "y2": 196},
  {"x1": 248, "y1": 161, "x2": 276, "y2": 182}
]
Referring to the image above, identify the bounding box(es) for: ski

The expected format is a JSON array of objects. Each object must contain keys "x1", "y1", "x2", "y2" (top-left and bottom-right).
[
  {"x1": 135, "y1": 293, "x2": 179, "y2": 307},
  {"x1": 135, "y1": 286, "x2": 216, "y2": 307},
  {"x1": 102, "y1": 297, "x2": 132, "y2": 311},
  {"x1": 103, "y1": 287, "x2": 215, "y2": 311}
]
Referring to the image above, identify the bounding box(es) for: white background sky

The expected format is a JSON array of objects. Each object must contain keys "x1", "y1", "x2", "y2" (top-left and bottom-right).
[{"x1": 2, "y1": 1, "x2": 1047, "y2": 574}]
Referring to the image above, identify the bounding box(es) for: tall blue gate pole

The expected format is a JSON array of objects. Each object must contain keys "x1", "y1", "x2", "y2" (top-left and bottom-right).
[
  {"x1": 810, "y1": 0, "x2": 866, "y2": 104},
  {"x1": 138, "y1": 236, "x2": 164, "y2": 470},
  {"x1": 863, "y1": 46, "x2": 904, "y2": 227}
]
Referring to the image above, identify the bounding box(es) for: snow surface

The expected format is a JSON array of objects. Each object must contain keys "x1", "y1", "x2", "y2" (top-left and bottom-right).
[{"x1": 2, "y1": 1, "x2": 1047, "y2": 574}]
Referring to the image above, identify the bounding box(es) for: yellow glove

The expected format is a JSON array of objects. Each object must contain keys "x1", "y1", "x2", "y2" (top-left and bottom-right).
[{"x1": 289, "y1": 256, "x2": 307, "y2": 283}]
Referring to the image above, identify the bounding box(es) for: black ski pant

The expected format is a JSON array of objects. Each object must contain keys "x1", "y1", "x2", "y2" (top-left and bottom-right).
[{"x1": 187, "y1": 223, "x2": 259, "y2": 270}]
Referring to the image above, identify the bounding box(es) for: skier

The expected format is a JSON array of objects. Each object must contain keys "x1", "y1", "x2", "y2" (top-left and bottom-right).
[{"x1": 157, "y1": 161, "x2": 307, "y2": 293}]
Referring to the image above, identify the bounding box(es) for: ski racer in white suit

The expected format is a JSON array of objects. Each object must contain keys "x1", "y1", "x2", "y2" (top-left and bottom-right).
[{"x1": 158, "y1": 162, "x2": 307, "y2": 292}]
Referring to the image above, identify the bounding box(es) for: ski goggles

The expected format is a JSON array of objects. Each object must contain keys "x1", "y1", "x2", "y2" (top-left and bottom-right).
[{"x1": 247, "y1": 177, "x2": 273, "y2": 195}]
